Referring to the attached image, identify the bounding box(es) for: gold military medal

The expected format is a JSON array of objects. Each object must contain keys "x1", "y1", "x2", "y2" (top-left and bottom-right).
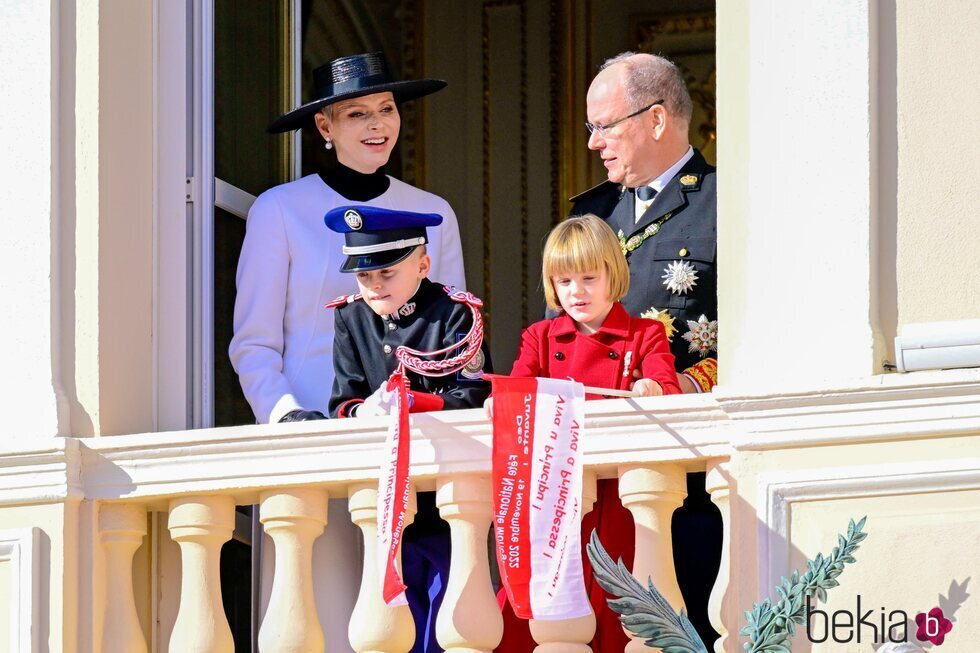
[{"x1": 641, "y1": 307, "x2": 678, "y2": 341}]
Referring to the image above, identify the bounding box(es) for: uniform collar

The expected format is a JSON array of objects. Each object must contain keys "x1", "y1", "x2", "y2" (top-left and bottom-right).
[
  {"x1": 632, "y1": 148, "x2": 711, "y2": 234},
  {"x1": 549, "y1": 301, "x2": 631, "y2": 338},
  {"x1": 643, "y1": 145, "x2": 694, "y2": 195}
]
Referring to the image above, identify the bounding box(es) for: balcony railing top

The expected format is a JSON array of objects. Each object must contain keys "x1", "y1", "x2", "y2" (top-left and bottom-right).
[
  {"x1": 1, "y1": 367, "x2": 979, "y2": 509},
  {"x1": 81, "y1": 393, "x2": 730, "y2": 508}
]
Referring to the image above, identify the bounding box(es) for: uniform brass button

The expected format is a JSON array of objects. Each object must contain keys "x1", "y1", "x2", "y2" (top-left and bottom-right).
[
  {"x1": 608, "y1": 351, "x2": 618, "y2": 360},
  {"x1": 679, "y1": 248, "x2": 688, "y2": 257},
  {"x1": 554, "y1": 352, "x2": 565, "y2": 361},
  {"x1": 383, "y1": 344, "x2": 392, "y2": 354},
  {"x1": 388, "y1": 322, "x2": 396, "y2": 331}
]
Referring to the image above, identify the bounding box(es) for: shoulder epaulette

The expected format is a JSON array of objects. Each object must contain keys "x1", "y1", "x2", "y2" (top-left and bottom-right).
[
  {"x1": 442, "y1": 285, "x2": 484, "y2": 308},
  {"x1": 324, "y1": 292, "x2": 362, "y2": 309},
  {"x1": 568, "y1": 180, "x2": 619, "y2": 203}
]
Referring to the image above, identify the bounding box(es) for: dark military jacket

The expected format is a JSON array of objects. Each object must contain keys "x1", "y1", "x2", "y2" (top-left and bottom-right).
[
  {"x1": 570, "y1": 149, "x2": 717, "y2": 374},
  {"x1": 329, "y1": 278, "x2": 492, "y2": 417}
]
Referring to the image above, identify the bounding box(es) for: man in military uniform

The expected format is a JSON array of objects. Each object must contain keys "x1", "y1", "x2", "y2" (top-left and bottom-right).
[
  {"x1": 571, "y1": 53, "x2": 722, "y2": 651},
  {"x1": 571, "y1": 52, "x2": 717, "y2": 393}
]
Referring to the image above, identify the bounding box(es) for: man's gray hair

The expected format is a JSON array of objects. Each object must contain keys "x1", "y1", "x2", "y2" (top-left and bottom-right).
[{"x1": 599, "y1": 52, "x2": 693, "y2": 124}]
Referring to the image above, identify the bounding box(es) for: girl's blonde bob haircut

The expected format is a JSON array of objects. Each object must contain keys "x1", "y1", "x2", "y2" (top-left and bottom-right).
[{"x1": 542, "y1": 214, "x2": 630, "y2": 311}]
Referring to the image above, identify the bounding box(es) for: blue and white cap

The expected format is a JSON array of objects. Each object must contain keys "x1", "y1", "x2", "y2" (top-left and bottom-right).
[{"x1": 324, "y1": 205, "x2": 443, "y2": 272}]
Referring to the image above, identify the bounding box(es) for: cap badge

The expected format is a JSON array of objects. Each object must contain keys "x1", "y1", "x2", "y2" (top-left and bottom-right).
[{"x1": 344, "y1": 209, "x2": 363, "y2": 230}]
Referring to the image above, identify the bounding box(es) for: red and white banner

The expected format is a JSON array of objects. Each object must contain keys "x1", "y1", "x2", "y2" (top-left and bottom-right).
[
  {"x1": 376, "y1": 372, "x2": 411, "y2": 606},
  {"x1": 490, "y1": 375, "x2": 591, "y2": 620}
]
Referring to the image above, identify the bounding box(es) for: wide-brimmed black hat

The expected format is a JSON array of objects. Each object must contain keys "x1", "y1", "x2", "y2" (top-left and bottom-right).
[{"x1": 267, "y1": 52, "x2": 446, "y2": 133}]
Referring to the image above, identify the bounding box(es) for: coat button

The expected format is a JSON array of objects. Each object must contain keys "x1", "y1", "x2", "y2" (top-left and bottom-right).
[
  {"x1": 388, "y1": 322, "x2": 396, "y2": 331},
  {"x1": 554, "y1": 352, "x2": 565, "y2": 361},
  {"x1": 608, "y1": 351, "x2": 618, "y2": 359},
  {"x1": 383, "y1": 344, "x2": 392, "y2": 354}
]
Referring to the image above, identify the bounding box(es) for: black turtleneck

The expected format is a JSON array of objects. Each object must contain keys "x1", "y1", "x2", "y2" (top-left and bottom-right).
[{"x1": 319, "y1": 162, "x2": 391, "y2": 201}]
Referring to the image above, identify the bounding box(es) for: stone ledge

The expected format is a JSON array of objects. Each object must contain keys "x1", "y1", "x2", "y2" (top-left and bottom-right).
[{"x1": 2, "y1": 369, "x2": 979, "y2": 506}]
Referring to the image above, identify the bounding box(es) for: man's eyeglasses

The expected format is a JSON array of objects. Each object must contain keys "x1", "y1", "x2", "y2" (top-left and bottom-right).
[{"x1": 585, "y1": 99, "x2": 664, "y2": 137}]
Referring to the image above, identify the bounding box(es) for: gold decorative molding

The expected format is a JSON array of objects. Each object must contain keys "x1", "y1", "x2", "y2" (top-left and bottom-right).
[
  {"x1": 631, "y1": 10, "x2": 716, "y2": 166},
  {"x1": 481, "y1": 0, "x2": 530, "y2": 331},
  {"x1": 559, "y1": 0, "x2": 590, "y2": 217},
  {"x1": 549, "y1": 0, "x2": 562, "y2": 227}
]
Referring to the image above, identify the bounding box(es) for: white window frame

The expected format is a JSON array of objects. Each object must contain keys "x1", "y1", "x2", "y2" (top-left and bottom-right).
[{"x1": 154, "y1": 0, "x2": 302, "y2": 432}]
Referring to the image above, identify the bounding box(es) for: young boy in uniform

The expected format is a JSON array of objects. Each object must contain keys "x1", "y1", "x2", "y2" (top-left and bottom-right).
[{"x1": 324, "y1": 204, "x2": 491, "y2": 653}]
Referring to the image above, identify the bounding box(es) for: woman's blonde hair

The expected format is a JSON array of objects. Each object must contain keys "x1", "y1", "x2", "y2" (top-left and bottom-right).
[{"x1": 542, "y1": 214, "x2": 630, "y2": 311}]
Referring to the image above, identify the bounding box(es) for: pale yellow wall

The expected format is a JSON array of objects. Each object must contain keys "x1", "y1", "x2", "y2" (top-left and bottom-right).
[
  {"x1": 0, "y1": 556, "x2": 11, "y2": 653},
  {"x1": 791, "y1": 493, "x2": 979, "y2": 651},
  {"x1": 719, "y1": 0, "x2": 980, "y2": 381},
  {"x1": 67, "y1": 0, "x2": 156, "y2": 436},
  {"x1": 130, "y1": 513, "x2": 153, "y2": 650},
  {"x1": 1, "y1": 0, "x2": 65, "y2": 440},
  {"x1": 0, "y1": 504, "x2": 73, "y2": 652},
  {"x1": 715, "y1": 0, "x2": 749, "y2": 387},
  {"x1": 98, "y1": 0, "x2": 155, "y2": 436},
  {"x1": 730, "y1": 433, "x2": 980, "y2": 652},
  {"x1": 896, "y1": 0, "x2": 980, "y2": 329}
]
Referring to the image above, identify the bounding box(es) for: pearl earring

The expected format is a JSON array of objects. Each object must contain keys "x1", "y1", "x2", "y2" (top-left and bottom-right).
[{"x1": 324, "y1": 138, "x2": 333, "y2": 150}]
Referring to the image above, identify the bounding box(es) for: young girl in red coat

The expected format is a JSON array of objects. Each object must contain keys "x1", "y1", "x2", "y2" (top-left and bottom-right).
[{"x1": 492, "y1": 214, "x2": 680, "y2": 651}]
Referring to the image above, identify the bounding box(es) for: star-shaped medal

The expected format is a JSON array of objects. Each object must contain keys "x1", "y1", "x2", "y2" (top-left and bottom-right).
[
  {"x1": 662, "y1": 260, "x2": 698, "y2": 295},
  {"x1": 682, "y1": 315, "x2": 718, "y2": 357},
  {"x1": 640, "y1": 306, "x2": 678, "y2": 341}
]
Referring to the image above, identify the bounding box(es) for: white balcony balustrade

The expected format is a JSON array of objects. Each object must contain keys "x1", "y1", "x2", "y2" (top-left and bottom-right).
[
  {"x1": 706, "y1": 460, "x2": 732, "y2": 653},
  {"x1": 168, "y1": 495, "x2": 236, "y2": 653},
  {"x1": 258, "y1": 488, "x2": 330, "y2": 652},
  {"x1": 435, "y1": 473, "x2": 503, "y2": 651},
  {"x1": 348, "y1": 482, "x2": 418, "y2": 653},
  {"x1": 528, "y1": 470, "x2": 598, "y2": 652},
  {"x1": 99, "y1": 503, "x2": 149, "y2": 653},
  {"x1": 620, "y1": 463, "x2": 688, "y2": 653},
  {"x1": 81, "y1": 393, "x2": 731, "y2": 652}
]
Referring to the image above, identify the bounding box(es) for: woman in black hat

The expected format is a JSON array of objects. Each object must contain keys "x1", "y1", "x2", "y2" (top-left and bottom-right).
[{"x1": 230, "y1": 52, "x2": 465, "y2": 426}]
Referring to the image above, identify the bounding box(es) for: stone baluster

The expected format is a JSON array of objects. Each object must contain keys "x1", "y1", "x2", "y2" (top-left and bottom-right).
[
  {"x1": 168, "y1": 495, "x2": 235, "y2": 653},
  {"x1": 706, "y1": 461, "x2": 732, "y2": 653},
  {"x1": 529, "y1": 470, "x2": 598, "y2": 652},
  {"x1": 99, "y1": 502, "x2": 148, "y2": 653},
  {"x1": 258, "y1": 488, "x2": 329, "y2": 652},
  {"x1": 348, "y1": 482, "x2": 418, "y2": 653},
  {"x1": 619, "y1": 464, "x2": 687, "y2": 653},
  {"x1": 436, "y1": 474, "x2": 503, "y2": 652}
]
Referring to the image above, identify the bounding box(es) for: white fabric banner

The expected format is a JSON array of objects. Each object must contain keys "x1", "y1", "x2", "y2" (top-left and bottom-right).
[{"x1": 491, "y1": 375, "x2": 591, "y2": 620}]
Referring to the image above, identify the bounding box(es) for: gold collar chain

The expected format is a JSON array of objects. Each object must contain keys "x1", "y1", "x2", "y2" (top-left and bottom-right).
[{"x1": 617, "y1": 211, "x2": 674, "y2": 257}]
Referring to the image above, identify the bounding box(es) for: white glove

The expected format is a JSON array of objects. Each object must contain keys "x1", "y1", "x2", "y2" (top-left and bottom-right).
[{"x1": 356, "y1": 381, "x2": 398, "y2": 417}]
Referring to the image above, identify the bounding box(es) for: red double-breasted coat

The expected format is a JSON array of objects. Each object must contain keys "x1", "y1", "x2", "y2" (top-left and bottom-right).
[
  {"x1": 508, "y1": 301, "x2": 680, "y2": 397},
  {"x1": 496, "y1": 302, "x2": 679, "y2": 652}
]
